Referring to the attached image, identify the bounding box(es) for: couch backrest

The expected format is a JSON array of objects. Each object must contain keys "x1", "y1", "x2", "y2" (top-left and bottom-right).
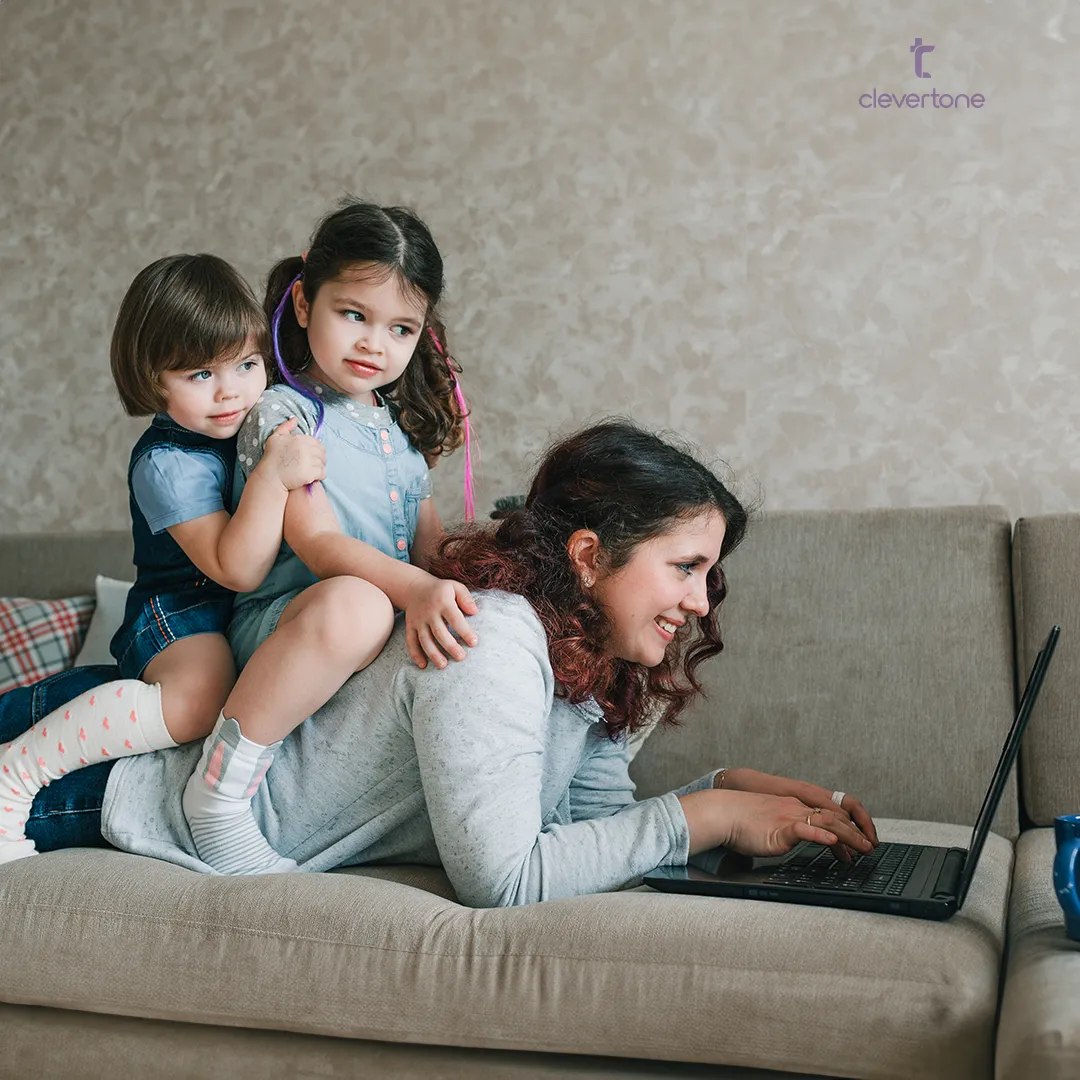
[
  {"x1": 0, "y1": 531, "x2": 133, "y2": 598},
  {"x1": 1011, "y1": 515, "x2": 1080, "y2": 827},
  {"x1": 631, "y1": 506, "x2": 1020, "y2": 838}
]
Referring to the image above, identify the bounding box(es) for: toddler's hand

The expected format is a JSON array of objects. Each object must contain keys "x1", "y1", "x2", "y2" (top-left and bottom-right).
[
  {"x1": 404, "y1": 578, "x2": 480, "y2": 670},
  {"x1": 258, "y1": 417, "x2": 326, "y2": 491}
]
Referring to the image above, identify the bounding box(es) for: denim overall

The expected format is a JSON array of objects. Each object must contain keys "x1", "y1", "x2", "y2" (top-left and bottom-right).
[{"x1": 109, "y1": 414, "x2": 237, "y2": 678}]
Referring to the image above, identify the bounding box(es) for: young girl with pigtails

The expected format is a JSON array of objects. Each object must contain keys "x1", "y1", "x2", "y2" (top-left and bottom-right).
[{"x1": 179, "y1": 199, "x2": 481, "y2": 875}]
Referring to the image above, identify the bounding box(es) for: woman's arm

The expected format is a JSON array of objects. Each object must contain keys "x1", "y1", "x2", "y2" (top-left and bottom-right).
[
  {"x1": 548, "y1": 719, "x2": 877, "y2": 863},
  {"x1": 407, "y1": 598, "x2": 692, "y2": 907}
]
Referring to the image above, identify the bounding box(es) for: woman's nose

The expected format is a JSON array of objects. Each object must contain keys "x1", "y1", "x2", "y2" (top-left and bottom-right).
[{"x1": 682, "y1": 579, "x2": 710, "y2": 617}]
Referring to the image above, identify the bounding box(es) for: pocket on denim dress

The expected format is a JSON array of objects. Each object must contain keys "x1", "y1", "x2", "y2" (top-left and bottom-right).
[{"x1": 404, "y1": 491, "x2": 423, "y2": 539}]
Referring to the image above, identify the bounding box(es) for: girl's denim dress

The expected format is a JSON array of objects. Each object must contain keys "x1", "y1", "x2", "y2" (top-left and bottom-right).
[{"x1": 228, "y1": 381, "x2": 431, "y2": 668}]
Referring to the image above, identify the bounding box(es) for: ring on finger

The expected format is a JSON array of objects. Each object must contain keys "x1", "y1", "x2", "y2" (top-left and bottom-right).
[{"x1": 832, "y1": 790, "x2": 846, "y2": 807}]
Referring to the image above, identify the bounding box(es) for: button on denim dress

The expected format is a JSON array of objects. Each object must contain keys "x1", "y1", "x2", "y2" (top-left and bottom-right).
[{"x1": 228, "y1": 380, "x2": 431, "y2": 668}]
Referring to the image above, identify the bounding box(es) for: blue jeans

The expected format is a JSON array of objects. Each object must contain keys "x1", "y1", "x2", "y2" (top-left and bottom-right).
[{"x1": 0, "y1": 665, "x2": 119, "y2": 851}]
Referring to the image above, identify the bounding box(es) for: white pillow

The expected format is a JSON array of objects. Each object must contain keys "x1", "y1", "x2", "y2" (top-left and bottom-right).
[{"x1": 72, "y1": 574, "x2": 134, "y2": 667}]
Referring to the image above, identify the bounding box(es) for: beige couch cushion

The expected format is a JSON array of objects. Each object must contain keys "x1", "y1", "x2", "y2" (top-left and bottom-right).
[
  {"x1": 996, "y1": 828, "x2": 1080, "y2": 1080},
  {"x1": 0, "y1": 819, "x2": 1010, "y2": 1080},
  {"x1": 1011, "y1": 515, "x2": 1080, "y2": 825},
  {"x1": 633, "y1": 507, "x2": 1019, "y2": 838},
  {"x1": 0, "y1": 1002, "x2": 822, "y2": 1080}
]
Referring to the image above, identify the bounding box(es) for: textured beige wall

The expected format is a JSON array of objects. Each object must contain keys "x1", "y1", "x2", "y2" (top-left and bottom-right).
[{"x1": 2, "y1": 0, "x2": 1079, "y2": 532}]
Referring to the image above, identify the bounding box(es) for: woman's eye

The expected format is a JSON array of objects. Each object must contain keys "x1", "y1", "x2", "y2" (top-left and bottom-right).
[
  {"x1": 677, "y1": 563, "x2": 695, "y2": 576},
  {"x1": 189, "y1": 370, "x2": 212, "y2": 382}
]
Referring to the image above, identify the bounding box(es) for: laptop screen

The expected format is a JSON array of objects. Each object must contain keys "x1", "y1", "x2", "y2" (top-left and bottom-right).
[{"x1": 956, "y1": 625, "x2": 1059, "y2": 906}]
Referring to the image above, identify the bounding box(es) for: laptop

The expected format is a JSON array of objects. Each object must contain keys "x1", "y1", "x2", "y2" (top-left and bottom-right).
[{"x1": 643, "y1": 625, "x2": 1059, "y2": 920}]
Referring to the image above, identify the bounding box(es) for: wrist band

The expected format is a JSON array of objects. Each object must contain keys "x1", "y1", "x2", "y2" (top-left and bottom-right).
[{"x1": 715, "y1": 768, "x2": 728, "y2": 789}]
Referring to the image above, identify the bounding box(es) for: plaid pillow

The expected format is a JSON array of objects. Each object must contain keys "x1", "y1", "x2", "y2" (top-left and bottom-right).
[{"x1": 0, "y1": 595, "x2": 95, "y2": 696}]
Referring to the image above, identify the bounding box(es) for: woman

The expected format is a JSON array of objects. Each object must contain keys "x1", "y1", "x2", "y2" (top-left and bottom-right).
[{"x1": 0, "y1": 420, "x2": 876, "y2": 903}]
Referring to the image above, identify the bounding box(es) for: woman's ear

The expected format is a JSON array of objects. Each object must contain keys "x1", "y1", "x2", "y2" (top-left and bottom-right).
[
  {"x1": 566, "y1": 529, "x2": 602, "y2": 588},
  {"x1": 292, "y1": 279, "x2": 310, "y2": 328}
]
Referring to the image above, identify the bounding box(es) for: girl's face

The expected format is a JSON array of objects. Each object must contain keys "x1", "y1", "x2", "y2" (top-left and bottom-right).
[
  {"x1": 158, "y1": 339, "x2": 267, "y2": 438},
  {"x1": 292, "y1": 267, "x2": 428, "y2": 402},
  {"x1": 592, "y1": 510, "x2": 728, "y2": 667}
]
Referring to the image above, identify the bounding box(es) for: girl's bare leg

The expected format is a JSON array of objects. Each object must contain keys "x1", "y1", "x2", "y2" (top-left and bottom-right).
[
  {"x1": 182, "y1": 577, "x2": 394, "y2": 875},
  {"x1": 225, "y1": 576, "x2": 395, "y2": 744}
]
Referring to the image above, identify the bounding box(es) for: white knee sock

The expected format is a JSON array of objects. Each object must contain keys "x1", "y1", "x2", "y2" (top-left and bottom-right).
[
  {"x1": 0, "y1": 680, "x2": 173, "y2": 864},
  {"x1": 182, "y1": 713, "x2": 297, "y2": 875}
]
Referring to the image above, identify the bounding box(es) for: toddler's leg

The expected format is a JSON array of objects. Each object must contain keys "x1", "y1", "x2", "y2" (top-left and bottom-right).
[
  {"x1": 0, "y1": 633, "x2": 234, "y2": 864},
  {"x1": 183, "y1": 577, "x2": 395, "y2": 875},
  {"x1": 142, "y1": 633, "x2": 236, "y2": 745}
]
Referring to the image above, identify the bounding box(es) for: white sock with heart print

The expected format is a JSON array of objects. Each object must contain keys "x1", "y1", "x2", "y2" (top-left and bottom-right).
[{"x1": 0, "y1": 680, "x2": 173, "y2": 864}]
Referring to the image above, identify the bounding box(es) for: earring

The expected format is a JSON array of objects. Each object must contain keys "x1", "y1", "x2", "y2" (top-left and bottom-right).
[{"x1": 582, "y1": 573, "x2": 594, "y2": 588}]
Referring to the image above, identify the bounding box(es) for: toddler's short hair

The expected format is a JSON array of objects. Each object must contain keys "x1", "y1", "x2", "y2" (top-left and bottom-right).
[{"x1": 110, "y1": 253, "x2": 268, "y2": 416}]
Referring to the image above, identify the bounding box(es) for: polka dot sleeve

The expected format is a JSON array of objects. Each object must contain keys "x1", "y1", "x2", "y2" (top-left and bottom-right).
[{"x1": 234, "y1": 387, "x2": 316, "y2": 478}]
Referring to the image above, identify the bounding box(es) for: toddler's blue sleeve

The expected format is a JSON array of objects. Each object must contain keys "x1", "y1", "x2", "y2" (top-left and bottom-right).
[{"x1": 131, "y1": 448, "x2": 229, "y2": 534}]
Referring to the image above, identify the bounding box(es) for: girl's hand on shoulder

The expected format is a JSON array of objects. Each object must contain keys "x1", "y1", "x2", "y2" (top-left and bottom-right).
[
  {"x1": 405, "y1": 577, "x2": 480, "y2": 670},
  {"x1": 716, "y1": 789, "x2": 875, "y2": 862},
  {"x1": 255, "y1": 418, "x2": 327, "y2": 492},
  {"x1": 720, "y1": 767, "x2": 878, "y2": 857}
]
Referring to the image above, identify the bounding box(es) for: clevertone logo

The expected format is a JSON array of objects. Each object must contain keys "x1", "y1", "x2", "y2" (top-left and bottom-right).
[
  {"x1": 860, "y1": 39, "x2": 986, "y2": 110},
  {"x1": 910, "y1": 37, "x2": 934, "y2": 77}
]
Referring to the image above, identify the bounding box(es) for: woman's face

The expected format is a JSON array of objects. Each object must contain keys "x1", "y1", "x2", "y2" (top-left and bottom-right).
[{"x1": 593, "y1": 510, "x2": 727, "y2": 667}]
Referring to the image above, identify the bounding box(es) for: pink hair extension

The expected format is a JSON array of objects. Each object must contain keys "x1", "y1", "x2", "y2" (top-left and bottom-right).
[{"x1": 428, "y1": 327, "x2": 477, "y2": 521}]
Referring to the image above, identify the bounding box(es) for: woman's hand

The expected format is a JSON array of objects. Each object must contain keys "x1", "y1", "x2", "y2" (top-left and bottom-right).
[
  {"x1": 404, "y1": 577, "x2": 480, "y2": 669},
  {"x1": 678, "y1": 787, "x2": 876, "y2": 862},
  {"x1": 718, "y1": 767, "x2": 878, "y2": 858}
]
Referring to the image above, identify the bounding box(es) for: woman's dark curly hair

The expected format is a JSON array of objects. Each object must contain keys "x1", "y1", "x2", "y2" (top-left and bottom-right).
[
  {"x1": 429, "y1": 419, "x2": 749, "y2": 739},
  {"x1": 264, "y1": 199, "x2": 466, "y2": 463}
]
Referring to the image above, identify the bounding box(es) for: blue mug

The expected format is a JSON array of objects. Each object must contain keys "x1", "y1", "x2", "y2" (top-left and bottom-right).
[{"x1": 1054, "y1": 815, "x2": 1080, "y2": 941}]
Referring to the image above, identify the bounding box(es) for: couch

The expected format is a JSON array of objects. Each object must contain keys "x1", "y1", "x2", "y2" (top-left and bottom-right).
[{"x1": 0, "y1": 505, "x2": 1077, "y2": 1080}]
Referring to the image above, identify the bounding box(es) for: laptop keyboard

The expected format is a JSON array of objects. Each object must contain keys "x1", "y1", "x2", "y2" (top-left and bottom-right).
[{"x1": 762, "y1": 842, "x2": 922, "y2": 896}]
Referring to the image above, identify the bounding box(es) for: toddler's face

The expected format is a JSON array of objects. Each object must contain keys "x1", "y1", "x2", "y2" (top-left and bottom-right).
[
  {"x1": 158, "y1": 337, "x2": 268, "y2": 438},
  {"x1": 293, "y1": 266, "x2": 427, "y2": 402}
]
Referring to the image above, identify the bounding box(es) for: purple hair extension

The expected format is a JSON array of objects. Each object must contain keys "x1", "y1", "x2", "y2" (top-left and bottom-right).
[{"x1": 270, "y1": 270, "x2": 325, "y2": 438}]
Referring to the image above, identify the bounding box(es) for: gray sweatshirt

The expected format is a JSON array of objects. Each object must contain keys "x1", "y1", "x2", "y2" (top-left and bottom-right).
[{"x1": 102, "y1": 591, "x2": 718, "y2": 907}]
